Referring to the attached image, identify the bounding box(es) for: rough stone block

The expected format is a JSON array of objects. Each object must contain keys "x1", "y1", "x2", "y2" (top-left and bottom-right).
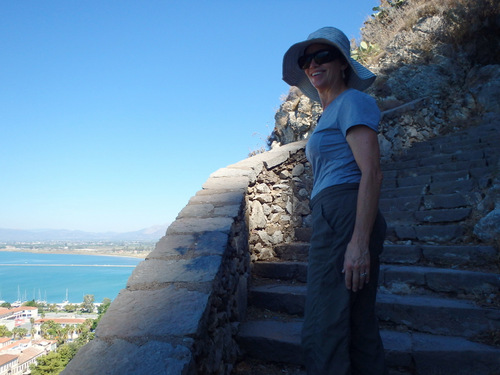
[
  {"x1": 414, "y1": 208, "x2": 471, "y2": 223},
  {"x1": 127, "y1": 255, "x2": 222, "y2": 287},
  {"x1": 380, "y1": 331, "x2": 413, "y2": 368},
  {"x1": 202, "y1": 176, "x2": 249, "y2": 191},
  {"x1": 61, "y1": 338, "x2": 195, "y2": 375},
  {"x1": 414, "y1": 224, "x2": 463, "y2": 242},
  {"x1": 149, "y1": 234, "x2": 196, "y2": 259},
  {"x1": 423, "y1": 193, "x2": 467, "y2": 209},
  {"x1": 194, "y1": 231, "x2": 230, "y2": 256},
  {"x1": 377, "y1": 293, "x2": 498, "y2": 337},
  {"x1": 381, "y1": 265, "x2": 427, "y2": 287},
  {"x1": 425, "y1": 268, "x2": 500, "y2": 295},
  {"x1": 397, "y1": 174, "x2": 431, "y2": 187},
  {"x1": 422, "y1": 245, "x2": 497, "y2": 266},
  {"x1": 177, "y1": 203, "x2": 215, "y2": 219},
  {"x1": 167, "y1": 217, "x2": 234, "y2": 235},
  {"x1": 210, "y1": 166, "x2": 256, "y2": 180},
  {"x1": 429, "y1": 180, "x2": 474, "y2": 194},
  {"x1": 189, "y1": 191, "x2": 244, "y2": 206},
  {"x1": 96, "y1": 286, "x2": 209, "y2": 339},
  {"x1": 380, "y1": 245, "x2": 422, "y2": 264},
  {"x1": 393, "y1": 225, "x2": 417, "y2": 240},
  {"x1": 263, "y1": 152, "x2": 290, "y2": 169},
  {"x1": 411, "y1": 333, "x2": 500, "y2": 375}
]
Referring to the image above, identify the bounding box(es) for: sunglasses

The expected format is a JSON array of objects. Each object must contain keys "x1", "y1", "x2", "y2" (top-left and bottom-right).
[{"x1": 298, "y1": 49, "x2": 342, "y2": 70}]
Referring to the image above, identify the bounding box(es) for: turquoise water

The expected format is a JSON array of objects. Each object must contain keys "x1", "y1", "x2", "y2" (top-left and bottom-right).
[{"x1": 0, "y1": 252, "x2": 142, "y2": 304}]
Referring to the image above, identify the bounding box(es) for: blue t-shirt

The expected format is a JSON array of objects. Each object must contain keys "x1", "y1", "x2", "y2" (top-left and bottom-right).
[{"x1": 305, "y1": 88, "x2": 381, "y2": 199}]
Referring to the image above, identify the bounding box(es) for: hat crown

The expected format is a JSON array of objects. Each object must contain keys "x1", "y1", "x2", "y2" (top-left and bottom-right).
[{"x1": 307, "y1": 27, "x2": 350, "y2": 55}]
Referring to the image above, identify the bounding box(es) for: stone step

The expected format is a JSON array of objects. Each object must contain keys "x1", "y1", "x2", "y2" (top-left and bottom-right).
[
  {"x1": 388, "y1": 223, "x2": 463, "y2": 243},
  {"x1": 252, "y1": 261, "x2": 500, "y2": 298},
  {"x1": 384, "y1": 207, "x2": 472, "y2": 224},
  {"x1": 380, "y1": 265, "x2": 500, "y2": 297},
  {"x1": 248, "y1": 285, "x2": 500, "y2": 338},
  {"x1": 273, "y1": 242, "x2": 309, "y2": 262},
  {"x1": 380, "y1": 192, "x2": 469, "y2": 212},
  {"x1": 237, "y1": 320, "x2": 500, "y2": 375},
  {"x1": 380, "y1": 244, "x2": 498, "y2": 268},
  {"x1": 382, "y1": 177, "x2": 476, "y2": 195},
  {"x1": 405, "y1": 132, "x2": 500, "y2": 153},
  {"x1": 382, "y1": 158, "x2": 490, "y2": 175}
]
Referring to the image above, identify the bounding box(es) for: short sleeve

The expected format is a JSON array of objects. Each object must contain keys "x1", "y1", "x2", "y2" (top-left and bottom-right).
[{"x1": 337, "y1": 90, "x2": 381, "y2": 137}]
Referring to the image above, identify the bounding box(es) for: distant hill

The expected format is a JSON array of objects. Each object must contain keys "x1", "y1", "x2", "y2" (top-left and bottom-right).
[{"x1": 0, "y1": 224, "x2": 169, "y2": 242}]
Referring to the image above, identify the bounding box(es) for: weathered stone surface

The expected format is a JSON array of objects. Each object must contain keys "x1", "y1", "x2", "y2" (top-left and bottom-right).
[
  {"x1": 422, "y1": 245, "x2": 498, "y2": 267},
  {"x1": 411, "y1": 333, "x2": 500, "y2": 375},
  {"x1": 414, "y1": 208, "x2": 471, "y2": 223},
  {"x1": 249, "y1": 200, "x2": 266, "y2": 230},
  {"x1": 177, "y1": 203, "x2": 216, "y2": 219},
  {"x1": 127, "y1": 256, "x2": 222, "y2": 287},
  {"x1": 467, "y1": 65, "x2": 500, "y2": 113},
  {"x1": 380, "y1": 245, "x2": 422, "y2": 264},
  {"x1": 474, "y1": 207, "x2": 500, "y2": 242},
  {"x1": 149, "y1": 234, "x2": 196, "y2": 259},
  {"x1": 96, "y1": 286, "x2": 209, "y2": 339},
  {"x1": 210, "y1": 166, "x2": 257, "y2": 180},
  {"x1": 62, "y1": 339, "x2": 195, "y2": 375},
  {"x1": 189, "y1": 191, "x2": 244, "y2": 205},
  {"x1": 202, "y1": 176, "x2": 249, "y2": 191},
  {"x1": 377, "y1": 293, "x2": 500, "y2": 337},
  {"x1": 167, "y1": 217, "x2": 234, "y2": 235}
]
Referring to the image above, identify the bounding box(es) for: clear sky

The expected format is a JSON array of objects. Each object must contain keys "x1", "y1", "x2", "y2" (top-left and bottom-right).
[{"x1": 1, "y1": 0, "x2": 380, "y2": 233}]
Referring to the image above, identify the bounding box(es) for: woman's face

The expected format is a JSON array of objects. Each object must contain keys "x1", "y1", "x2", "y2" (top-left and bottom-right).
[{"x1": 303, "y1": 43, "x2": 347, "y2": 94}]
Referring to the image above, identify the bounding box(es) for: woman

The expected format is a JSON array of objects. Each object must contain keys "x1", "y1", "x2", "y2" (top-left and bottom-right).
[{"x1": 282, "y1": 27, "x2": 387, "y2": 374}]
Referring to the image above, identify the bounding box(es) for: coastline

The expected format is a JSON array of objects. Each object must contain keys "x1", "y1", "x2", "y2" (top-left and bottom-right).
[{"x1": 0, "y1": 248, "x2": 148, "y2": 259}]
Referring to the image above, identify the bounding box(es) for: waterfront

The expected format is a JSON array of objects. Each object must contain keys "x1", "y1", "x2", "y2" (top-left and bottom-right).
[{"x1": 0, "y1": 251, "x2": 143, "y2": 304}]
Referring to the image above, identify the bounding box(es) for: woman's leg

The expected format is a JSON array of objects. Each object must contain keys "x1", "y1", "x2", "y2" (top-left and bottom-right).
[
  {"x1": 350, "y1": 211, "x2": 387, "y2": 375},
  {"x1": 302, "y1": 188, "x2": 357, "y2": 375}
]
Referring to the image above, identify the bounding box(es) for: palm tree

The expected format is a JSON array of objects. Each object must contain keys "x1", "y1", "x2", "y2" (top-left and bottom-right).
[{"x1": 30, "y1": 317, "x2": 35, "y2": 340}]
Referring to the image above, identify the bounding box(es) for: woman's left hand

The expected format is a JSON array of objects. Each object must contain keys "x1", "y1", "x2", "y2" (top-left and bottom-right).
[{"x1": 343, "y1": 240, "x2": 370, "y2": 292}]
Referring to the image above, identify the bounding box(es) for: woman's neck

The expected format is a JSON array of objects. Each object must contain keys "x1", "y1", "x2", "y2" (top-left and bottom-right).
[{"x1": 319, "y1": 85, "x2": 349, "y2": 109}]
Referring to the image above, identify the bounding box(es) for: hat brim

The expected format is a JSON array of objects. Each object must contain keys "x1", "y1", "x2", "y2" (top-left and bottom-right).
[{"x1": 282, "y1": 37, "x2": 376, "y2": 102}]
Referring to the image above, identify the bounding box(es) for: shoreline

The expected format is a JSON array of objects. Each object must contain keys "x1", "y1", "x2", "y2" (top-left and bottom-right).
[{"x1": 0, "y1": 248, "x2": 148, "y2": 259}]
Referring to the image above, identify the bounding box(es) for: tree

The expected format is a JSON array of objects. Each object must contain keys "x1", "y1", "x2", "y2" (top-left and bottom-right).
[
  {"x1": 40, "y1": 320, "x2": 62, "y2": 340},
  {"x1": 81, "y1": 294, "x2": 95, "y2": 313},
  {"x1": 30, "y1": 342, "x2": 80, "y2": 375},
  {"x1": 64, "y1": 304, "x2": 77, "y2": 313},
  {"x1": 0, "y1": 325, "x2": 12, "y2": 337},
  {"x1": 12, "y1": 327, "x2": 28, "y2": 339},
  {"x1": 97, "y1": 298, "x2": 111, "y2": 315},
  {"x1": 30, "y1": 317, "x2": 36, "y2": 339},
  {"x1": 23, "y1": 300, "x2": 38, "y2": 307},
  {"x1": 30, "y1": 350, "x2": 65, "y2": 375},
  {"x1": 0, "y1": 302, "x2": 11, "y2": 308}
]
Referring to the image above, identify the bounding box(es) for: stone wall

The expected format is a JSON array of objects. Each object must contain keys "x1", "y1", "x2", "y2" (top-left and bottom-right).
[
  {"x1": 62, "y1": 140, "x2": 308, "y2": 375},
  {"x1": 247, "y1": 140, "x2": 312, "y2": 261}
]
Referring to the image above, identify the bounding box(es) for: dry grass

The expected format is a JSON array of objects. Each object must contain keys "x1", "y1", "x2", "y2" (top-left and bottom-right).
[{"x1": 361, "y1": 0, "x2": 500, "y2": 54}]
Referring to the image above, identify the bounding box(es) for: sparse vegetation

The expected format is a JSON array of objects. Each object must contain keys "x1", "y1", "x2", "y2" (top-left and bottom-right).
[{"x1": 360, "y1": 0, "x2": 500, "y2": 64}]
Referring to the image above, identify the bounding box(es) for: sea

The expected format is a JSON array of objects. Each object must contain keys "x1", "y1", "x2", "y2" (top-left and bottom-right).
[{"x1": 0, "y1": 251, "x2": 143, "y2": 304}]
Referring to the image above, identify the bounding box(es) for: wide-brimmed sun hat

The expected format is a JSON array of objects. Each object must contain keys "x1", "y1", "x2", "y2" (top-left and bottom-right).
[{"x1": 282, "y1": 26, "x2": 376, "y2": 103}]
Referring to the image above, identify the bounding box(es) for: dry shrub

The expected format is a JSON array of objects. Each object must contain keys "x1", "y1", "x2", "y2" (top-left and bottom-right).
[{"x1": 362, "y1": 0, "x2": 500, "y2": 60}]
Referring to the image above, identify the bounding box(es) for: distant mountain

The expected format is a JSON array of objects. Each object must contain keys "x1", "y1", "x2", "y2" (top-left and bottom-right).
[{"x1": 0, "y1": 224, "x2": 169, "y2": 242}]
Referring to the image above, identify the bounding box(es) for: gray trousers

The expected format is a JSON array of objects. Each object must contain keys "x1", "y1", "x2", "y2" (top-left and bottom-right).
[{"x1": 302, "y1": 184, "x2": 387, "y2": 375}]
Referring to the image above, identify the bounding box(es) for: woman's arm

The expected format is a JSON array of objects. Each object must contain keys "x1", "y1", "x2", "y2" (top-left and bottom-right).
[{"x1": 344, "y1": 125, "x2": 383, "y2": 292}]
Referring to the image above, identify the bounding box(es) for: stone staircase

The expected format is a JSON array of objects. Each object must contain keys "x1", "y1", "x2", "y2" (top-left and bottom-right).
[{"x1": 234, "y1": 120, "x2": 500, "y2": 375}]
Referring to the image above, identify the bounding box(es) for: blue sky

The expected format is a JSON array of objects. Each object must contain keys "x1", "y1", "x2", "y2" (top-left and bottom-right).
[{"x1": 1, "y1": 0, "x2": 380, "y2": 233}]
